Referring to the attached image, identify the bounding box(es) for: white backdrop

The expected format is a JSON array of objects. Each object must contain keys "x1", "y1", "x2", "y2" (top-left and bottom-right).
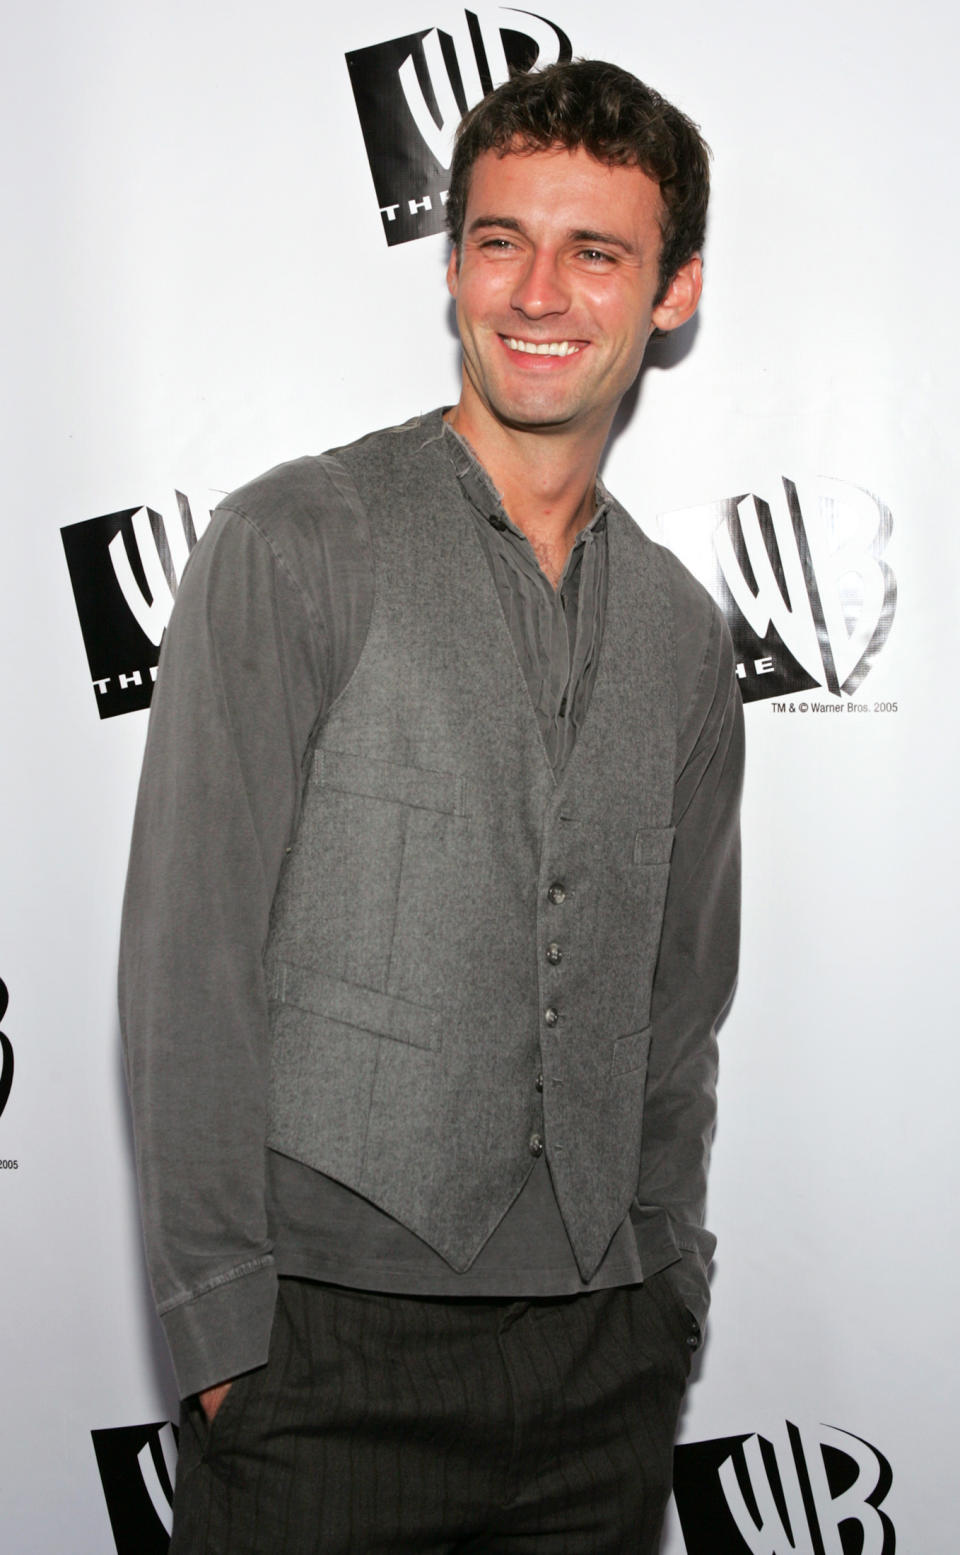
[{"x1": 3, "y1": 2, "x2": 958, "y2": 1549}]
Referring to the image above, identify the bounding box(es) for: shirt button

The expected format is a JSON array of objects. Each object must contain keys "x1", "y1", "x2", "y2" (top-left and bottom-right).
[
  {"x1": 547, "y1": 882, "x2": 566, "y2": 905},
  {"x1": 544, "y1": 1006, "x2": 559, "y2": 1027},
  {"x1": 528, "y1": 1132, "x2": 544, "y2": 1157},
  {"x1": 535, "y1": 1073, "x2": 544, "y2": 1092},
  {"x1": 545, "y1": 942, "x2": 562, "y2": 965}
]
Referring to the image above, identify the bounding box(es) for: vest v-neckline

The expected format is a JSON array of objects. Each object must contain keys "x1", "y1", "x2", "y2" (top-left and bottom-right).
[{"x1": 457, "y1": 489, "x2": 627, "y2": 798}]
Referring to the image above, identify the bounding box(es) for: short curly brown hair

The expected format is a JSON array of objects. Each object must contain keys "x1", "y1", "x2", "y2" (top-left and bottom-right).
[{"x1": 446, "y1": 60, "x2": 710, "y2": 302}]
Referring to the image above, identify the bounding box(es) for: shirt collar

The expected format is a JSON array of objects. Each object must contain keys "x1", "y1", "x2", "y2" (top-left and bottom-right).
[{"x1": 439, "y1": 410, "x2": 610, "y2": 543}]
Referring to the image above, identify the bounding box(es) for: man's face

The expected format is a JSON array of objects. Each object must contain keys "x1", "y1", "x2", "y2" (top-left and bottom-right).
[{"x1": 447, "y1": 144, "x2": 701, "y2": 443}]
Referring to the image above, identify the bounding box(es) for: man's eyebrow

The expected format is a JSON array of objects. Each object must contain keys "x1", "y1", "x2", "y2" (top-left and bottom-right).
[
  {"x1": 570, "y1": 228, "x2": 638, "y2": 255},
  {"x1": 466, "y1": 215, "x2": 525, "y2": 236}
]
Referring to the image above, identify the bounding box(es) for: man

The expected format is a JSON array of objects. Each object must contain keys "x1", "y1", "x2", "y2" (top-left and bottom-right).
[{"x1": 120, "y1": 59, "x2": 743, "y2": 1554}]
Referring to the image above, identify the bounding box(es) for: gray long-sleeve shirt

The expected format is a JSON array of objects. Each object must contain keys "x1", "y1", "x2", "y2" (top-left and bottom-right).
[{"x1": 120, "y1": 412, "x2": 743, "y2": 1397}]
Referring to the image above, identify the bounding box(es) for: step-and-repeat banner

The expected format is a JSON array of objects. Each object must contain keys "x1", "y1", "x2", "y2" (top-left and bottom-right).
[{"x1": 3, "y1": 3, "x2": 957, "y2": 1549}]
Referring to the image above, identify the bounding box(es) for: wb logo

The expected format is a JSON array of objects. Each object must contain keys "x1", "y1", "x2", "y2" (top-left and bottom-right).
[
  {"x1": 61, "y1": 493, "x2": 209, "y2": 719},
  {"x1": 657, "y1": 478, "x2": 897, "y2": 703},
  {"x1": 0, "y1": 979, "x2": 13, "y2": 1121},
  {"x1": 92, "y1": 1420, "x2": 177, "y2": 1553},
  {"x1": 674, "y1": 1420, "x2": 895, "y2": 1554},
  {"x1": 346, "y1": 8, "x2": 572, "y2": 246}
]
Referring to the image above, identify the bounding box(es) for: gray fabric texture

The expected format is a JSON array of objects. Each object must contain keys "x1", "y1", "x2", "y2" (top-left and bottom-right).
[
  {"x1": 120, "y1": 410, "x2": 743, "y2": 1397},
  {"x1": 264, "y1": 412, "x2": 679, "y2": 1269}
]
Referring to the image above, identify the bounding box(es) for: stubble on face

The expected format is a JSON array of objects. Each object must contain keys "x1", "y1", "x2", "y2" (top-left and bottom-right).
[{"x1": 446, "y1": 144, "x2": 674, "y2": 451}]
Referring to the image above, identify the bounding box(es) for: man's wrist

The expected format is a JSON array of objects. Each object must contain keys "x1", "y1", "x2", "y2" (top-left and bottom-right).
[{"x1": 198, "y1": 1380, "x2": 233, "y2": 1422}]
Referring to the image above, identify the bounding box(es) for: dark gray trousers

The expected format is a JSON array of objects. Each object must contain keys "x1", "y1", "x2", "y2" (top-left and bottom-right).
[{"x1": 170, "y1": 1271, "x2": 696, "y2": 1554}]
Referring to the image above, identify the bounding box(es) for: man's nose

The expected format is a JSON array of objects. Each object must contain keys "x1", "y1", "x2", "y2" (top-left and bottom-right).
[{"x1": 510, "y1": 250, "x2": 570, "y2": 317}]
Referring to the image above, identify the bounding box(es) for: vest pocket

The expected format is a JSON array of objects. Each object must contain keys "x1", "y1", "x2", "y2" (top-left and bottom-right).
[
  {"x1": 626, "y1": 825, "x2": 676, "y2": 919},
  {"x1": 611, "y1": 1024, "x2": 652, "y2": 1077},
  {"x1": 290, "y1": 748, "x2": 474, "y2": 1003},
  {"x1": 272, "y1": 961, "x2": 444, "y2": 1052},
  {"x1": 632, "y1": 825, "x2": 675, "y2": 866},
  {"x1": 317, "y1": 749, "x2": 468, "y2": 817}
]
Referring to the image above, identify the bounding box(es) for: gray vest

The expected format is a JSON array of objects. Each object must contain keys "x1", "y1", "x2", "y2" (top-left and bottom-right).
[{"x1": 265, "y1": 422, "x2": 678, "y2": 1281}]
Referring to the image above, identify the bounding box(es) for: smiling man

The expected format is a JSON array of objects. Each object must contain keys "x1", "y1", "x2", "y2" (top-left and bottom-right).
[{"x1": 121, "y1": 60, "x2": 743, "y2": 1555}]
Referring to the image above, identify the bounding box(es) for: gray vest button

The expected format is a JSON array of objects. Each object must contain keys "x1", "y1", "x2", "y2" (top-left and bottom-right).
[
  {"x1": 544, "y1": 1006, "x2": 559, "y2": 1027},
  {"x1": 535, "y1": 1073, "x2": 544, "y2": 1091},
  {"x1": 528, "y1": 1132, "x2": 544, "y2": 1157},
  {"x1": 547, "y1": 882, "x2": 566, "y2": 905},
  {"x1": 546, "y1": 942, "x2": 562, "y2": 964}
]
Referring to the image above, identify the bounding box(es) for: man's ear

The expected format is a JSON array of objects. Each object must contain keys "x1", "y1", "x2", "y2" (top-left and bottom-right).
[
  {"x1": 650, "y1": 255, "x2": 703, "y2": 334},
  {"x1": 446, "y1": 246, "x2": 460, "y2": 298}
]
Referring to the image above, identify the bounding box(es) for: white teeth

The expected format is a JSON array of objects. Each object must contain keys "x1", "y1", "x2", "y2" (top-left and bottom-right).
[{"x1": 505, "y1": 338, "x2": 582, "y2": 356}]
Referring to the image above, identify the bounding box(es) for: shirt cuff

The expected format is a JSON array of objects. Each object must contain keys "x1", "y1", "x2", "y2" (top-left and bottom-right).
[
  {"x1": 664, "y1": 1246, "x2": 711, "y2": 1338},
  {"x1": 159, "y1": 1257, "x2": 278, "y2": 1398}
]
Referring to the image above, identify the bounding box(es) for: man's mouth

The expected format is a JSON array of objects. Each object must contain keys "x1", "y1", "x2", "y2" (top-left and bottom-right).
[{"x1": 502, "y1": 337, "x2": 584, "y2": 357}]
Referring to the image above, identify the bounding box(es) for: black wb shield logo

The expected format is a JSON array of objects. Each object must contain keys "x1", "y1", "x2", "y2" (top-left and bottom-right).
[
  {"x1": 673, "y1": 1420, "x2": 895, "y2": 1554},
  {"x1": 0, "y1": 979, "x2": 13, "y2": 1121},
  {"x1": 657, "y1": 478, "x2": 897, "y2": 703},
  {"x1": 61, "y1": 494, "x2": 208, "y2": 719},
  {"x1": 346, "y1": 8, "x2": 572, "y2": 246},
  {"x1": 92, "y1": 1420, "x2": 177, "y2": 1554}
]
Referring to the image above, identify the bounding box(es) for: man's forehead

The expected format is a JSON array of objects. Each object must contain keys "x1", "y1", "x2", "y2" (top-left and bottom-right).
[{"x1": 462, "y1": 145, "x2": 665, "y2": 239}]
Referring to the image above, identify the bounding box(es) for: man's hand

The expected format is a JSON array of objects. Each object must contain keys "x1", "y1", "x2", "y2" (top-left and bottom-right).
[{"x1": 198, "y1": 1381, "x2": 233, "y2": 1423}]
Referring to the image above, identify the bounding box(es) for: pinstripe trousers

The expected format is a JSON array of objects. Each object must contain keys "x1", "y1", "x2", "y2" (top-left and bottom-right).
[{"x1": 170, "y1": 1270, "x2": 697, "y2": 1554}]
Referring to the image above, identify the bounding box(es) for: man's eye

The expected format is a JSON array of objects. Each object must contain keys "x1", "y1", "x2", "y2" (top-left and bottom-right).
[
  {"x1": 579, "y1": 249, "x2": 615, "y2": 265},
  {"x1": 481, "y1": 238, "x2": 516, "y2": 251}
]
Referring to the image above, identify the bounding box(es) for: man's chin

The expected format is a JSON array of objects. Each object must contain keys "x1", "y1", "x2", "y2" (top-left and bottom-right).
[{"x1": 485, "y1": 396, "x2": 583, "y2": 435}]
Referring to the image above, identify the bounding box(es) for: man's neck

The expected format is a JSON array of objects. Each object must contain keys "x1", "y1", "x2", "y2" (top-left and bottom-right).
[{"x1": 445, "y1": 404, "x2": 608, "y2": 588}]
